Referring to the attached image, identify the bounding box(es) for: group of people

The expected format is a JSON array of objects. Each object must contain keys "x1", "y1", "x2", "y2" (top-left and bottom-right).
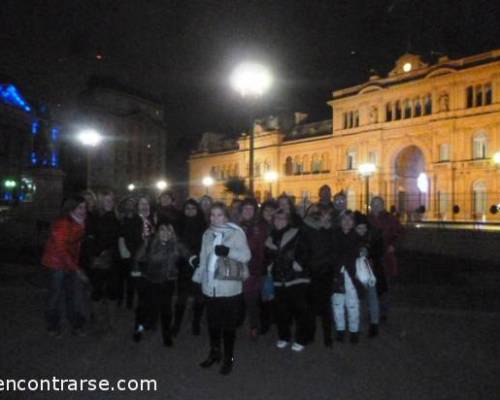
[{"x1": 41, "y1": 185, "x2": 403, "y2": 376}]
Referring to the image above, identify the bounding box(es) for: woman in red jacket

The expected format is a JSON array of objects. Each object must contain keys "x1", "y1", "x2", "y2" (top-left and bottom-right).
[{"x1": 42, "y1": 195, "x2": 87, "y2": 336}]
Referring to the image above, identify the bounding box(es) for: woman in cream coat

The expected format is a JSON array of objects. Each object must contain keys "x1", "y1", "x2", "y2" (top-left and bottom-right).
[{"x1": 192, "y1": 202, "x2": 251, "y2": 375}]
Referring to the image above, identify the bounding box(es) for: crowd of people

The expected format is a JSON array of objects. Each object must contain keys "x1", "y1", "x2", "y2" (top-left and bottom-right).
[{"x1": 41, "y1": 185, "x2": 403, "y2": 376}]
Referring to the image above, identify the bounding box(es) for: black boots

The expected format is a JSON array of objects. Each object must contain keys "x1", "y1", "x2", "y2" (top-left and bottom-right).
[
  {"x1": 171, "y1": 304, "x2": 185, "y2": 337},
  {"x1": 219, "y1": 356, "x2": 234, "y2": 375},
  {"x1": 350, "y1": 332, "x2": 359, "y2": 344},
  {"x1": 200, "y1": 348, "x2": 221, "y2": 368}
]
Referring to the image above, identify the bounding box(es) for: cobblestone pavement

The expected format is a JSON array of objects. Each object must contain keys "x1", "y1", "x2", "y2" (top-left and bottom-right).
[{"x1": 0, "y1": 263, "x2": 499, "y2": 400}]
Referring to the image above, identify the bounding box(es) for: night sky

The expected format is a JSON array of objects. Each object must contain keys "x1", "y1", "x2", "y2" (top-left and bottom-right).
[{"x1": 1, "y1": 0, "x2": 499, "y2": 145}]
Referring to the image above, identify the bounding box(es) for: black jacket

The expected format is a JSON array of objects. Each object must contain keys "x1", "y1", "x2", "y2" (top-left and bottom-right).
[
  {"x1": 300, "y1": 216, "x2": 337, "y2": 278},
  {"x1": 332, "y1": 228, "x2": 364, "y2": 297},
  {"x1": 264, "y1": 226, "x2": 310, "y2": 287}
]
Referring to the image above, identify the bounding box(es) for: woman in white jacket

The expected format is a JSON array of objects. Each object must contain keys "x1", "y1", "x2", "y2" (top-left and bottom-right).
[{"x1": 192, "y1": 202, "x2": 251, "y2": 375}]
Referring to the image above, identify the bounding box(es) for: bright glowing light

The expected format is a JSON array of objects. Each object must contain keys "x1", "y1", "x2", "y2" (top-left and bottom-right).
[
  {"x1": 417, "y1": 172, "x2": 428, "y2": 193},
  {"x1": 358, "y1": 163, "x2": 376, "y2": 176},
  {"x1": 230, "y1": 62, "x2": 272, "y2": 97},
  {"x1": 202, "y1": 176, "x2": 214, "y2": 187},
  {"x1": 78, "y1": 129, "x2": 102, "y2": 147},
  {"x1": 156, "y1": 180, "x2": 168, "y2": 191},
  {"x1": 264, "y1": 170, "x2": 279, "y2": 182},
  {"x1": 493, "y1": 152, "x2": 500, "y2": 165},
  {"x1": 403, "y1": 62, "x2": 412, "y2": 72},
  {"x1": 128, "y1": 183, "x2": 135, "y2": 191},
  {"x1": 4, "y1": 180, "x2": 17, "y2": 188}
]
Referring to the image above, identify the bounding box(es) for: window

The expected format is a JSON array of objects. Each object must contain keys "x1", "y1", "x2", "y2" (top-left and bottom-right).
[
  {"x1": 404, "y1": 99, "x2": 411, "y2": 119},
  {"x1": 424, "y1": 94, "x2": 432, "y2": 115},
  {"x1": 485, "y1": 84, "x2": 492, "y2": 105},
  {"x1": 472, "y1": 181, "x2": 487, "y2": 217},
  {"x1": 346, "y1": 150, "x2": 356, "y2": 170},
  {"x1": 353, "y1": 111, "x2": 359, "y2": 127},
  {"x1": 414, "y1": 98, "x2": 422, "y2": 117},
  {"x1": 475, "y1": 85, "x2": 483, "y2": 107},
  {"x1": 439, "y1": 144, "x2": 450, "y2": 162},
  {"x1": 311, "y1": 154, "x2": 321, "y2": 173},
  {"x1": 343, "y1": 113, "x2": 348, "y2": 129},
  {"x1": 321, "y1": 153, "x2": 329, "y2": 171},
  {"x1": 395, "y1": 101, "x2": 401, "y2": 120},
  {"x1": 386, "y1": 103, "x2": 392, "y2": 121},
  {"x1": 294, "y1": 156, "x2": 303, "y2": 174},
  {"x1": 285, "y1": 157, "x2": 293, "y2": 176},
  {"x1": 466, "y1": 86, "x2": 474, "y2": 108},
  {"x1": 368, "y1": 151, "x2": 377, "y2": 165},
  {"x1": 472, "y1": 134, "x2": 487, "y2": 159}
]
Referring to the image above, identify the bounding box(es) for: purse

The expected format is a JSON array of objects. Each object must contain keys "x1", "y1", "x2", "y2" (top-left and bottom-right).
[
  {"x1": 214, "y1": 256, "x2": 249, "y2": 281},
  {"x1": 355, "y1": 256, "x2": 377, "y2": 287}
]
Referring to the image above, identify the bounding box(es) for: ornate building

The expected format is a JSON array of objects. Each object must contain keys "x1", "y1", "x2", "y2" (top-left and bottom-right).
[{"x1": 189, "y1": 49, "x2": 500, "y2": 221}]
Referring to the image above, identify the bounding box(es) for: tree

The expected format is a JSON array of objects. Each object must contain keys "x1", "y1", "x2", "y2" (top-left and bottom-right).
[{"x1": 224, "y1": 177, "x2": 248, "y2": 199}]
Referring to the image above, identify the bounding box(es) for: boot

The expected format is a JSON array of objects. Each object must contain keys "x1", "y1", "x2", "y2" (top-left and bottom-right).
[
  {"x1": 199, "y1": 348, "x2": 221, "y2": 368},
  {"x1": 219, "y1": 356, "x2": 234, "y2": 375},
  {"x1": 350, "y1": 332, "x2": 359, "y2": 344},
  {"x1": 336, "y1": 330, "x2": 345, "y2": 342},
  {"x1": 220, "y1": 330, "x2": 235, "y2": 375},
  {"x1": 368, "y1": 323, "x2": 379, "y2": 338},
  {"x1": 171, "y1": 304, "x2": 185, "y2": 337}
]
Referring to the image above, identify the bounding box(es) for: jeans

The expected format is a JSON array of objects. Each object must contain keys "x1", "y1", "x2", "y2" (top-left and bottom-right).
[
  {"x1": 45, "y1": 270, "x2": 85, "y2": 331},
  {"x1": 332, "y1": 271, "x2": 360, "y2": 333}
]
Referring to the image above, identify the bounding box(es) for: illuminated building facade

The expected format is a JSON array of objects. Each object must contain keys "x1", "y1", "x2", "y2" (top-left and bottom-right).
[{"x1": 189, "y1": 49, "x2": 500, "y2": 221}]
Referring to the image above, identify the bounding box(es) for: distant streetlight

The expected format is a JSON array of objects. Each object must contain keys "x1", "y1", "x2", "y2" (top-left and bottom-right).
[
  {"x1": 202, "y1": 176, "x2": 214, "y2": 195},
  {"x1": 264, "y1": 170, "x2": 278, "y2": 199},
  {"x1": 493, "y1": 151, "x2": 500, "y2": 166},
  {"x1": 230, "y1": 62, "x2": 272, "y2": 195},
  {"x1": 156, "y1": 180, "x2": 168, "y2": 191},
  {"x1": 127, "y1": 183, "x2": 135, "y2": 192},
  {"x1": 78, "y1": 129, "x2": 102, "y2": 189},
  {"x1": 358, "y1": 163, "x2": 376, "y2": 214}
]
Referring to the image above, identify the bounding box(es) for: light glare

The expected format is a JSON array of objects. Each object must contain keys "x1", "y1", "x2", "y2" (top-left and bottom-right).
[
  {"x1": 78, "y1": 129, "x2": 102, "y2": 147},
  {"x1": 230, "y1": 62, "x2": 272, "y2": 97}
]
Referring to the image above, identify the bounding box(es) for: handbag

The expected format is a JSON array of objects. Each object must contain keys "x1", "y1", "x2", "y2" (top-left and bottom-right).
[
  {"x1": 355, "y1": 256, "x2": 377, "y2": 287},
  {"x1": 214, "y1": 256, "x2": 249, "y2": 281},
  {"x1": 90, "y1": 250, "x2": 113, "y2": 270}
]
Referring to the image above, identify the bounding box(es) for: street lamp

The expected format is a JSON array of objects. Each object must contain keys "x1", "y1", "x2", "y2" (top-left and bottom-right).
[
  {"x1": 78, "y1": 129, "x2": 102, "y2": 189},
  {"x1": 156, "y1": 180, "x2": 168, "y2": 191},
  {"x1": 230, "y1": 62, "x2": 272, "y2": 195},
  {"x1": 127, "y1": 183, "x2": 135, "y2": 192},
  {"x1": 202, "y1": 176, "x2": 214, "y2": 195},
  {"x1": 493, "y1": 151, "x2": 500, "y2": 166},
  {"x1": 358, "y1": 163, "x2": 376, "y2": 214},
  {"x1": 264, "y1": 170, "x2": 278, "y2": 199}
]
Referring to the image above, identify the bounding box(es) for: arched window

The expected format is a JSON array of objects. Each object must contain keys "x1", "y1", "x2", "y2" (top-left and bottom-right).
[
  {"x1": 475, "y1": 85, "x2": 483, "y2": 107},
  {"x1": 414, "y1": 98, "x2": 422, "y2": 117},
  {"x1": 395, "y1": 101, "x2": 401, "y2": 120},
  {"x1": 311, "y1": 154, "x2": 321, "y2": 173},
  {"x1": 424, "y1": 94, "x2": 432, "y2": 115},
  {"x1": 472, "y1": 133, "x2": 488, "y2": 159},
  {"x1": 285, "y1": 156, "x2": 293, "y2": 176},
  {"x1": 403, "y1": 99, "x2": 411, "y2": 118},
  {"x1": 386, "y1": 103, "x2": 393, "y2": 121},
  {"x1": 294, "y1": 155, "x2": 303, "y2": 174},
  {"x1": 302, "y1": 154, "x2": 310, "y2": 173},
  {"x1": 472, "y1": 181, "x2": 487, "y2": 217}
]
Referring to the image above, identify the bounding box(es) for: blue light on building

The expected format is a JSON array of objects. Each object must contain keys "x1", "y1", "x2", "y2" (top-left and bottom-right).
[
  {"x1": 0, "y1": 84, "x2": 32, "y2": 112},
  {"x1": 51, "y1": 152, "x2": 59, "y2": 167},
  {"x1": 31, "y1": 152, "x2": 37, "y2": 165},
  {"x1": 32, "y1": 121, "x2": 39, "y2": 135}
]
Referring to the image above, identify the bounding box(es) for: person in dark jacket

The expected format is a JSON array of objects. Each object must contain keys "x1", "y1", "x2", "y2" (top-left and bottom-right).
[
  {"x1": 301, "y1": 204, "x2": 337, "y2": 347},
  {"x1": 259, "y1": 199, "x2": 278, "y2": 335},
  {"x1": 354, "y1": 211, "x2": 385, "y2": 337},
  {"x1": 42, "y1": 195, "x2": 87, "y2": 336},
  {"x1": 156, "y1": 191, "x2": 182, "y2": 235},
  {"x1": 239, "y1": 197, "x2": 268, "y2": 339},
  {"x1": 331, "y1": 211, "x2": 364, "y2": 344},
  {"x1": 277, "y1": 194, "x2": 302, "y2": 228},
  {"x1": 171, "y1": 199, "x2": 207, "y2": 336},
  {"x1": 132, "y1": 223, "x2": 185, "y2": 347},
  {"x1": 265, "y1": 209, "x2": 310, "y2": 352},
  {"x1": 117, "y1": 197, "x2": 143, "y2": 309}
]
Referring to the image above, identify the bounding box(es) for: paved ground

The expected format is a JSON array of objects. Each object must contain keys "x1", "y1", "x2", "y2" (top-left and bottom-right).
[{"x1": 0, "y1": 257, "x2": 499, "y2": 400}]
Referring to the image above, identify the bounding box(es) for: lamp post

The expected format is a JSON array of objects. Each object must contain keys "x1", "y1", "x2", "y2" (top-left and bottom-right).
[
  {"x1": 493, "y1": 152, "x2": 500, "y2": 167},
  {"x1": 202, "y1": 176, "x2": 214, "y2": 196},
  {"x1": 127, "y1": 183, "x2": 135, "y2": 192},
  {"x1": 358, "y1": 163, "x2": 376, "y2": 214},
  {"x1": 78, "y1": 129, "x2": 102, "y2": 189},
  {"x1": 264, "y1": 170, "x2": 278, "y2": 199},
  {"x1": 230, "y1": 62, "x2": 272, "y2": 195}
]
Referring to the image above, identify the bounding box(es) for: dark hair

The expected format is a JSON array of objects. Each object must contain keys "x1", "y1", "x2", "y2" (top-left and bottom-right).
[
  {"x1": 61, "y1": 195, "x2": 86, "y2": 216},
  {"x1": 277, "y1": 194, "x2": 297, "y2": 213},
  {"x1": 240, "y1": 197, "x2": 258, "y2": 210},
  {"x1": 159, "y1": 191, "x2": 175, "y2": 201},
  {"x1": 210, "y1": 202, "x2": 230, "y2": 220},
  {"x1": 273, "y1": 208, "x2": 290, "y2": 222},
  {"x1": 261, "y1": 199, "x2": 278, "y2": 211},
  {"x1": 183, "y1": 198, "x2": 201, "y2": 215}
]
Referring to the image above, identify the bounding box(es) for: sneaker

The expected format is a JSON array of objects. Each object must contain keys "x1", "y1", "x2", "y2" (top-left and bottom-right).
[
  {"x1": 276, "y1": 340, "x2": 289, "y2": 349},
  {"x1": 291, "y1": 342, "x2": 305, "y2": 352}
]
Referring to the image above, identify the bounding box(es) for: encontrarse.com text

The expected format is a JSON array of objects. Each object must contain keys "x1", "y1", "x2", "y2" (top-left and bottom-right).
[{"x1": 0, "y1": 377, "x2": 157, "y2": 392}]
